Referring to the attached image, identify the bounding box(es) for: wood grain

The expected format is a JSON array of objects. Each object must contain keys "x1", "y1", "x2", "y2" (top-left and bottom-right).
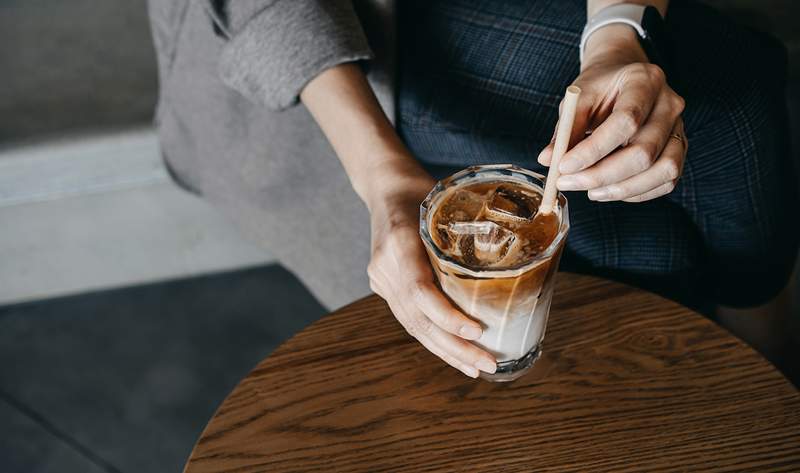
[{"x1": 184, "y1": 273, "x2": 800, "y2": 473}]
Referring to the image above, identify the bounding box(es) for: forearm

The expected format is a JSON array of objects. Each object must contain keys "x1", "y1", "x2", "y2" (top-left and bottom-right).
[
  {"x1": 300, "y1": 63, "x2": 427, "y2": 209},
  {"x1": 583, "y1": 0, "x2": 669, "y2": 67}
]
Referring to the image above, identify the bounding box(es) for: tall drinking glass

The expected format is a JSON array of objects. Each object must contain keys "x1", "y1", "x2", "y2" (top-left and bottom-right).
[{"x1": 420, "y1": 165, "x2": 569, "y2": 382}]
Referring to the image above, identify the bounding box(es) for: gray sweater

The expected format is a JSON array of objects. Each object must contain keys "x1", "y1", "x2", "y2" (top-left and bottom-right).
[
  {"x1": 147, "y1": 0, "x2": 394, "y2": 308},
  {"x1": 210, "y1": 1, "x2": 374, "y2": 109}
]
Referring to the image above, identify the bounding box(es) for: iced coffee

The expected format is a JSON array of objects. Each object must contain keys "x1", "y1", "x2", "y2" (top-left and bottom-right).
[{"x1": 419, "y1": 165, "x2": 569, "y2": 382}]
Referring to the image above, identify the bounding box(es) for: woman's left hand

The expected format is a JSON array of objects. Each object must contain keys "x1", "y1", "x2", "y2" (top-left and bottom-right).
[{"x1": 538, "y1": 25, "x2": 687, "y2": 203}]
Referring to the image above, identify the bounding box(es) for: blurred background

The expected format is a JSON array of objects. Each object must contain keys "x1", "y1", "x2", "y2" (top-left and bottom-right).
[{"x1": 0, "y1": 1, "x2": 798, "y2": 472}]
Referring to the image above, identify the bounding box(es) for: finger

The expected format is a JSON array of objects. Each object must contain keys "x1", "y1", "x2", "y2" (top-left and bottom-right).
[
  {"x1": 558, "y1": 90, "x2": 679, "y2": 191},
  {"x1": 383, "y1": 224, "x2": 496, "y2": 375},
  {"x1": 538, "y1": 94, "x2": 592, "y2": 166},
  {"x1": 367, "y1": 260, "x2": 389, "y2": 298},
  {"x1": 380, "y1": 285, "x2": 481, "y2": 378},
  {"x1": 369, "y1": 272, "x2": 389, "y2": 300},
  {"x1": 586, "y1": 132, "x2": 685, "y2": 201},
  {"x1": 536, "y1": 128, "x2": 557, "y2": 166},
  {"x1": 622, "y1": 180, "x2": 677, "y2": 203},
  {"x1": 416, "y1": 331, "x2": 481, "y2": 378},
  {"x1": 390, "y1": 225, "x2": 483, "y2": 339},
  {"x1": 412, "y1": 280, "x2": 483, "y2": 340},
  {"x1": 393, "y1": 280, "x2": 496, "y2": 376},
  {"x1": 427, "y1": 323, "x2": 497, "y2": 375},
  {"x1": 559, "y1": 81, "x2": 658, "y2": 174},
  {"x1": 394, "y1": 286, "x2": 490, "y2": 378}
]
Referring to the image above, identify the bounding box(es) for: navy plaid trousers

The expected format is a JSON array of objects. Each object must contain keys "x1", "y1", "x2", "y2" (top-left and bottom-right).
[{"x1": 397, "y1": 0, "x2": 799, "y2": 310}]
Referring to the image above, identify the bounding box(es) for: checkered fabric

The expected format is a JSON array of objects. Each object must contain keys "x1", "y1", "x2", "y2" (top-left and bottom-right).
[{"x1": 397, "y1": 0, "x2": 798, "y2": 310}]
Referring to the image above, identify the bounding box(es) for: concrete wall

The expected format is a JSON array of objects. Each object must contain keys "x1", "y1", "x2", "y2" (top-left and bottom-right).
[
  {"x1": 0, "y1": 0, "x2": 272, "y2": 305},
  {"x1": 0, "y1": 0, "x2": 157, "y2": 143}
]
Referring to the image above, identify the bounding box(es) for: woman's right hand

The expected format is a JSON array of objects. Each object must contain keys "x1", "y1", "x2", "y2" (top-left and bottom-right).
[{"x1": 364, "y1": 159, "x2": 498, "y2": 378}]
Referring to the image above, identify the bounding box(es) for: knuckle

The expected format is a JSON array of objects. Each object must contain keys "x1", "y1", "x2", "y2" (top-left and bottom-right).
[
  {"x1": 582, "y1": 175, "x2": 599, "y2": 189},
  {"x1": 462, "y1": 349, "x2": 484, "y2": 366},
  {"x1": 584, "y1": 139, "x2": 603, "y2": 165},
  {"x1": 385, "y1": 214, "x2": 409, "y2": 233},
  {"x1": 370, "y1": 243, "x2": 386, "y2": 262},
  {"x1": 441, "y1": 353, "x2": 464, "y2": 372},
  {"x1": 671, "y1": 94, "x2": 686, "y2": 114},
  {"x1": 627, "y1": 62, "x2": 649, "y2": 77},
  {"x1": 589, "y1": 133, "x2": 604, "y2": 153},
  {"x1": 409, "y1": 279, "x2": 432, "y2": 303},
  {"x1": 366, "y1": 261, "x2": 380, "y2": 281},
  {"x1": 645, "y1": 63, "x2": 666, "y2": 82},
  {"x1": 384, "y1": 223, "x2": 413, "y2": 245},
  {"x1": 632, "y1": 143, "x2": 657, "y2": 169},
  {"x1": 662, "y1": 160, "x2": 681, "y2": 180},
  {"x1": 437, "y1": 351, "x2": 454, "y2": 365},
  {"x1": 391, "y1": 215, "x2": 418, "y2": 236},
  {"x1": 605, "y1": 185, "x2": 623, "y2": 200},
  {"x1": 402, "y1": 316, "x2": 418, "y2": 337},
  {"x1": 570, "y1": 170, "x2": 594, "y2": 188},
  {"x1": 618, "y1": 109, "x2": 641, "y2": 136},
  {"x1": 409, "y1": 316, "x2": 432, "y2": 338},
  {"x1": 404, "y1": 324, "x2": 417, "y2": 338}
]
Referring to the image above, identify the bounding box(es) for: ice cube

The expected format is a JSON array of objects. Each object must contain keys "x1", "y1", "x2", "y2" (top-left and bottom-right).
[
  {"x1": 442, "y1": 189, "x2": 486, "y2": 221},
  {"x1": 450, "y1": 221, "x2": 516, "y2": 266},
  {"x1": 444, "y1": 221, "x2": 497, "y2": 259},
  {"x1": 483, "y1": 185, "x2": 539, "y2": 223},
  {"x1": 435, "y1": 224, "x2": 453, "y2": 251},
  {"x1": 449, "y1": 221, "x2": 497, "y2": 236}
]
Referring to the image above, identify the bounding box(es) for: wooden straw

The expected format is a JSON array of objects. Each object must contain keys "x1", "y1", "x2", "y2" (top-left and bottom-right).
[{"x1": 540, "y1": 85, "x2": 581, "y2": 215}]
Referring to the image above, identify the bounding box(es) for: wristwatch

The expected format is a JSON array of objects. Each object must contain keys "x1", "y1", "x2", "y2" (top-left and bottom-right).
[{"x1": 580, "y1": 4, "x2": 671, "y2": 74}]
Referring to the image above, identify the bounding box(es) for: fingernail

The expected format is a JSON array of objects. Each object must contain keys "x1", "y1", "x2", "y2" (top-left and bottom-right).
[
  {"x1": 559, "y1": 159, "x2": 581, "y2": 174},
  {"x1": 476, "y1": 359, "x2": 497, "y2": 374},
  {"x1": 463, "y1": 365, "x2": 479, "y2": 378},
  {"x1": 557, "y1": 175, "x2": 581, "y2": 191},
  {"x1": 588, "y1": 188, "x2": 609, "y2": 201},
  {"x1": 459, "y1": 325, "x2": 482, "y2": 340}
]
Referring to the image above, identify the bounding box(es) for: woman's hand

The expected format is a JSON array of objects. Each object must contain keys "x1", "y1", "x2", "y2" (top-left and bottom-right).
[
  {"x1": 538, "y1": 25, "x2": 687, "y2": 202},
  {"x1": 363, "y1": 159, "x2": 497, "y2": 379},
  {"x1": 301, "y1": 63, "x2": 495, "y2": 378}
]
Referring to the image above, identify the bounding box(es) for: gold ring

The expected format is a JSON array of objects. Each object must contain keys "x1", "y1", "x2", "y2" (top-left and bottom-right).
[
  {"x1": 669, "y1": 132, "x2": 685, "y2": 144},
  {"x1": 669, "y1": 132, "x2": 687, "y2": 150}
]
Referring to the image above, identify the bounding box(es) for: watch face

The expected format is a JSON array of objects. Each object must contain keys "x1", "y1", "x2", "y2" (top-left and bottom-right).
[
  {"x1": 640, "y1": 6, "x2": 674, "y2": 81},
  {"x1": 642, "y1": 6, "x2": 666, "y2": 43}
]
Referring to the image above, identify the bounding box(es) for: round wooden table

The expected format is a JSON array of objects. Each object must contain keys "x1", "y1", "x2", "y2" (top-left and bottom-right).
[{"x1": 184, "y1": 273, "x2": 800, "y2": 472}]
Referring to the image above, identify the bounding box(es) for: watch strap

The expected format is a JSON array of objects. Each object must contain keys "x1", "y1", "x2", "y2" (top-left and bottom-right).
[{"x1": 580, "y1": 4, "x2": 647, "y2": 63}]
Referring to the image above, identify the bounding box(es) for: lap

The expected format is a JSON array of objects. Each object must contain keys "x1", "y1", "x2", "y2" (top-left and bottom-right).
[
  {"x1": 398, "y1": 0, "x2": 582, "y2": 167},
  {"x1": 398, "y1": 0, "x2": 780, "y2": 165}
]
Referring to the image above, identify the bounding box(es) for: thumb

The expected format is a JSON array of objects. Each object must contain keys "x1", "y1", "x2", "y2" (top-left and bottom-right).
[{"x1": 536, "y1": 125, "x2": 557, "y2": 166}]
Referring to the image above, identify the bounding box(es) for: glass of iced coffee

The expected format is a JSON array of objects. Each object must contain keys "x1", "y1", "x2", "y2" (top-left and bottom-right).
[{"x1": 419, "y1": 164, "x2": 569, "y2": 382}]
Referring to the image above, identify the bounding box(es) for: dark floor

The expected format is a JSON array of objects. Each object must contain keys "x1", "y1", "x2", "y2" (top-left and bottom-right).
[
  {"x1": 0, "y1": 265, "x2": 325, "y2": 473},
  {"x1": 1, "y1": 265, "x2": 797, "y2": 473}
]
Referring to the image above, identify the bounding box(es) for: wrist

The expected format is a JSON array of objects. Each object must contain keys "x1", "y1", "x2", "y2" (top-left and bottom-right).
[
  {"x1": 353, "y1": 151, "x2": 433, "y2": 213},
  {"x1": 582, "y1": 24, "x2": 648, "y2": 69}
]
